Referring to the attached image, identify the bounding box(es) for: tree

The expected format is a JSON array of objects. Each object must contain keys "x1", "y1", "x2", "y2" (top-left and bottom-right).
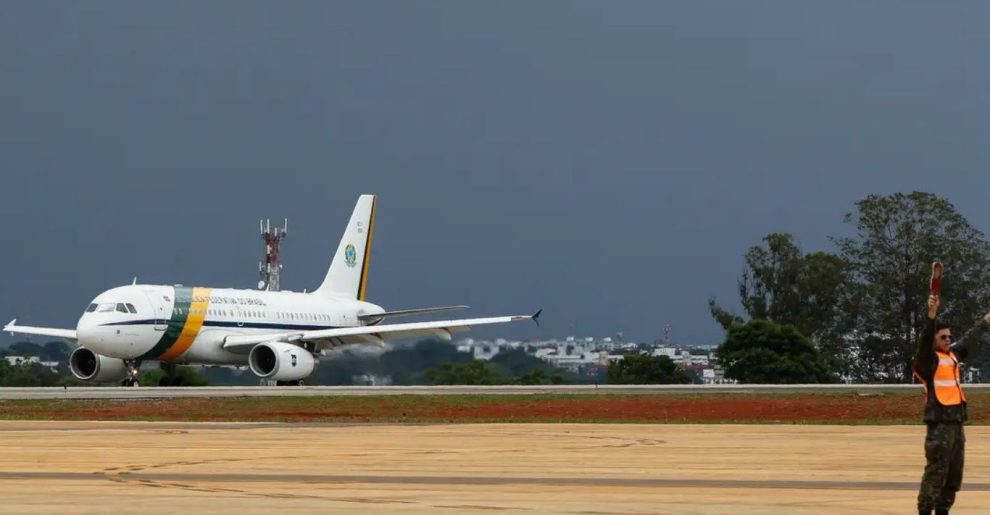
[
  {"x1": 9, "y1": 341, "x2": 43, "y2": 357},
  {"x1": 41, "y1": 341, "x2": 72, "y2": 362},
  {"x1": 426, "y1": 360, "x2": 505, "y2": 385},
  {"x1": 709, "y1": 233, "x2": 854, "y2": 373},
  {"x1": 381, "y1": 340, "x2": 473, "y2": 385},
  {"x1": 606, "y1": 353, "x2": 691, "y2": 384},
  {"x1": 716, "y1": 319, "x2": 834, "y2": 383},
  {"x1": 834, "y1": 192, "x2": 990, "y2": 382},
  {"x1": 737, "y1": 233, "x2": 805, "y2": 324},
  {"x1": 489, "y1": 349, "x2": 544, "y2": 376},
  {"x1": 515, "y1": 368, "x2": 564, "y2": 385},
  {"x1": 0, "y1": 360, "x2": 41, "y2": 386}
]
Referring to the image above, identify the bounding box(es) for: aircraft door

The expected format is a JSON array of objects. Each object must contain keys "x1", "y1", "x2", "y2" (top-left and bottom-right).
[{"x1": 144, "y1": 290, "x2": 170, "y2": 331}]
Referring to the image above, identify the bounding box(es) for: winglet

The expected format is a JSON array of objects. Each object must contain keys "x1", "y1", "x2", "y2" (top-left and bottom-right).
[{"x1": 531, "y1": 309, "x2": 542, "y2": 327}]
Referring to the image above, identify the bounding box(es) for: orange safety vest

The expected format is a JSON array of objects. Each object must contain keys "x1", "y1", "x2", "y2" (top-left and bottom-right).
[{"x1": 931, "y1": 351, "x2": 966, "y2": 406}]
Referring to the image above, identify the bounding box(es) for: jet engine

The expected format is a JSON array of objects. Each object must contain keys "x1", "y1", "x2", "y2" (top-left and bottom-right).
[
  {"x1": 248, "y1": 342, "x2": 317, "y2": 382},
  {"x1": 69, "y1": 347, "x2": 129, "y2": 382}
]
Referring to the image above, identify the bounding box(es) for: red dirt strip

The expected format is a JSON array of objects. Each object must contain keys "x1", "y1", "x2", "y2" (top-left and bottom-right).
[{"x1": 2, "y1": 392, "x2": 986, "y2": 423}]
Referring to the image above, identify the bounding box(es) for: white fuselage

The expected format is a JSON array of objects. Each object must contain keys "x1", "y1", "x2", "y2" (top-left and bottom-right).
[{"x1": 76, "y1": 284, "x2": 384, "y2": 365}]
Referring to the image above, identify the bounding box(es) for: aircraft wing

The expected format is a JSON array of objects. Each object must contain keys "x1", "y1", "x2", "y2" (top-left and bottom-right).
[
  {"x1": 3, "y1": 319, "x2": 77, "y2": 342},
  {"x1": 222, "y1": 311, "x2": 540, "y2": 354}
]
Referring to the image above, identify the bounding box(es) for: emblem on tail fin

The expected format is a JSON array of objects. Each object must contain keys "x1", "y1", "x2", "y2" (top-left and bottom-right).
[
  {"x1": 314, "y1": 194, "x2": 376, "y2": 300},
  {"x1": 344, "y1": 244, "x2": 357, "y2": 268}
]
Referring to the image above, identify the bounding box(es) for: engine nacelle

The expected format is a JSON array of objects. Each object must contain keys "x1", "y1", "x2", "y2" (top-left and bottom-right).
[
  {"x1": 248, "y1": 342, "x2": 317, "y2": 382},
  {"x1": 69, "y1": 347, "x2": 128, "y2": 382}
]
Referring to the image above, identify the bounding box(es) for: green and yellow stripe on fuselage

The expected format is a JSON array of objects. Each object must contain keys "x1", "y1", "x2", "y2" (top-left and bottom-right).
[{"x1": 137, "y1": 286, "x2": 212, "y2": 361}]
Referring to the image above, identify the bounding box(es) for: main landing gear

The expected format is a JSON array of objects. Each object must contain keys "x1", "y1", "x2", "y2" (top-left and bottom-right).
[
  {"x1": 275, "y1": 380, "x2": 305, "y2": 386},
  {"x1": 158, "y1": 362, "x2": 186, "y2": 386},
  {"x1": 120, "y1": 360, "x2": 142, "y2": 387},
  {"x1": 260, "y1": 379, "x2": 305, "y2": 386}
]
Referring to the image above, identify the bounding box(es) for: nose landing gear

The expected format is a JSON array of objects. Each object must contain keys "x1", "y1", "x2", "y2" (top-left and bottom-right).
[{"x1": 120, "y1": 360, "x2": 142, "y2": 387}]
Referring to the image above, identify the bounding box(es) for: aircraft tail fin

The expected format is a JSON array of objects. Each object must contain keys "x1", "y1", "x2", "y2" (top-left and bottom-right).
[{"x1": 313, "y1": 194, "x2": 377, "y2": 300}]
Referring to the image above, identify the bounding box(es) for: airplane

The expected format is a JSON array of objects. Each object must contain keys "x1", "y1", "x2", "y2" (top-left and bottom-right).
[{"x1": 4, "y1": 194, "x2": 539, "y2": 386}]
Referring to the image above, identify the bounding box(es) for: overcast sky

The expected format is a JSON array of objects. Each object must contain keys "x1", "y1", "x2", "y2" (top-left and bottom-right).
[{"x1": 2, "y1": 1, "x2": 990, "y2": 346}]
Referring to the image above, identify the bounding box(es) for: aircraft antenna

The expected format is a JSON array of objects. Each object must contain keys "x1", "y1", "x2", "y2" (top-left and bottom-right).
[{"x1": 258, "y1": 218, "x2": 288, "y2": 291}]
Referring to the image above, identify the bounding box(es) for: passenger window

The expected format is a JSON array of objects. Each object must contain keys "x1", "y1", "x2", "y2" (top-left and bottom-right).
[
  {"x1": 86, "y1": 304, "x2": 98, "y2": 313},
  {"x1": 125, "y1": 303, "x2": 137, "y2": 314}
]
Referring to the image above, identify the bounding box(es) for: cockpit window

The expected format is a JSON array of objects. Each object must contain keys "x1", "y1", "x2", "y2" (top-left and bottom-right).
[
  {"x1": 125, "y1": 303, "x2": 137, "y2": 314},
  {"x1": 116, "y1": 303, "x2": 128, "y2": 313},
  {"x1": 96, "y1": 303, "x2": 116, "y2": 313},
  {"x1": 85, "y1": 303, "x2": 98, "y2": 313}
]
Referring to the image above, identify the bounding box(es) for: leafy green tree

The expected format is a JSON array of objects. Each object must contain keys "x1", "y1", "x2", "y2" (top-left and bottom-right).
[
  {"x1": 833, "y1": 192, "x2": 990, "y2": 382},
  {"x1": 515, "y1": 368, "x2": 565, "y2": 385},
  {"x1": 716, "y1": 319, "x2": 834, "y2": 383},
  {"x1": 0, "y1": 360, "x2": 41, "y2": 386},
  {"x1": 9, "y1": 341, "x2": 43, "y2": 357},
  {"x1": 381, "y1": 340, "x2": 473, "y2": 385},
  {"x1": 42, "y1": 341, "x2": 72, "y2": 362},
  {"x1": 606, "y1": 353, "x2": 691, "y2": 384},
  {"x1": 426, "y1": 360, "x2": 505, "y2": 385},
  {"x1": 709, "y1": 233, "x2": 854, "y2": 375}
]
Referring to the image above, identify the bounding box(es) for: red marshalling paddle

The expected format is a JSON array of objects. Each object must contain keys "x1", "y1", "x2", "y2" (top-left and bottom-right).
[{"x1": 930, "y1": 261, "x2": 943, "y2": 297}]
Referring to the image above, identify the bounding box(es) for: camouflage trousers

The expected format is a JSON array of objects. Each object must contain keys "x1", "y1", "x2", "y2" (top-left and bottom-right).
[{"x1": 918, "y1": 422, "x2": 965, "y2": 511}]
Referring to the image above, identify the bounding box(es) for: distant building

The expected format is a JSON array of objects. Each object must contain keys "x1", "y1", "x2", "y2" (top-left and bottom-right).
[
  {"x1": 454, "y1": 335, "x2": 723, "y2": 383},
  {"x1": 4, "y1": 355, "x2": 59, "y2": 373},
  {"x1": 5, "y1": 356, "x2": 40, "y2": 366}
]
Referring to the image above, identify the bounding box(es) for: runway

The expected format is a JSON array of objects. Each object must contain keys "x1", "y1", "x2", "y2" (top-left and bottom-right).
[
  {"x1": 2, "y1": 383, "x2": 983, "y2": 400},
  {"x1": 2, "y1": 421, "x2": 988, "y2": 514}
]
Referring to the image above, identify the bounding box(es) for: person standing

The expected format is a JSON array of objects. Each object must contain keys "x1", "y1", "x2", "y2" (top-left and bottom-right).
[{"x1": 914, "y1": 294, "x2": 990, "y2": 515}]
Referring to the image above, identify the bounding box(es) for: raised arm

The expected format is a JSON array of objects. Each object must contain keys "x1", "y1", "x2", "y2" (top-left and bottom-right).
[{"x1": 914, "y1": 295, "x2": 939, "y2": 377}]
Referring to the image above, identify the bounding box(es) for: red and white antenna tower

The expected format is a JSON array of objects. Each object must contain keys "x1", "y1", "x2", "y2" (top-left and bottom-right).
[{"x1": 259, "y1": 219, "x2": 288, "y2": 291}]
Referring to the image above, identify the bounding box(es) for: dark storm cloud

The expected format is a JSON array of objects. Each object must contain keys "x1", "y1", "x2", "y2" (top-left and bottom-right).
[{"x1": 1, "y1": 1, "x2": 989, "y2": 345}]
